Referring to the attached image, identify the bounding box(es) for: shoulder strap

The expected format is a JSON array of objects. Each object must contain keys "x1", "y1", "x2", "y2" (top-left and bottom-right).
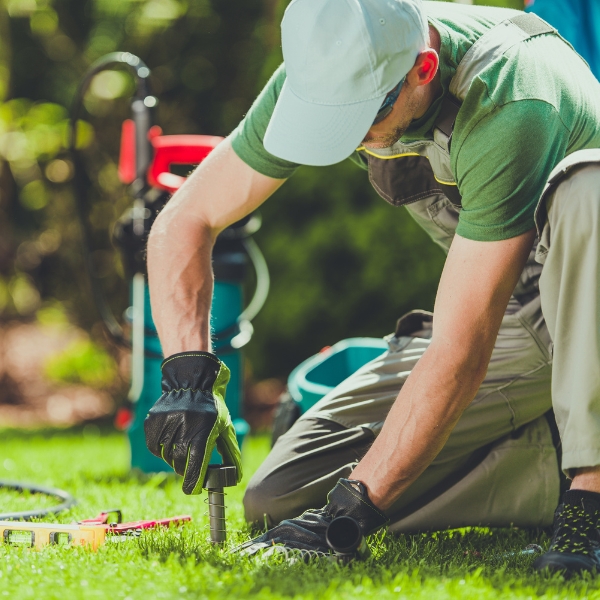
[
  {"x1": 432, "y1": 94, "x2": 461, "y2": 154},
  {"x1": 450, "y1": 13, "x2": 557, "y2": 101},
  {"x1": 435, "y1": 94, "x2": 461, "y2": 139},
  {"x1": 433, "y1": 13, "x2": 557, "y2": 150},
  {"x1": 510, "y1": 13, "x2": 557, "y2": 37}
]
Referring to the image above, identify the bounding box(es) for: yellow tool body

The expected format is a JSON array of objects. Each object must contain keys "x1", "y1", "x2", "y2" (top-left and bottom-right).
[
  {"x1": 1, "y1": 521, "x2": 107, "y2": 550},
  {"x1": 0, "y1": 510, "x2": 191, "y2": 551}
]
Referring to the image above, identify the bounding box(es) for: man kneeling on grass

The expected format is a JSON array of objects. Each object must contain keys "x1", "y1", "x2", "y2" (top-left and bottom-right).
[{"x1": 143, "y1": 0, "x2": 600, "y2": 575}]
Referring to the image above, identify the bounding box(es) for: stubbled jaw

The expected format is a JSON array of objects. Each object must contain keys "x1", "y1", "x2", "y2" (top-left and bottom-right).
[{"x1": 362, "y1": 123, "x2": 409, "y2": 149}]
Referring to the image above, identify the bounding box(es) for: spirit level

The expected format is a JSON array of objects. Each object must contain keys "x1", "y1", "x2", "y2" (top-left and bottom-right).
[
  {"x1": 0, "y1": 510, "x2": 191, "y2": 551},
  {"x1": 1, "y1": 522, "x2": 107, "y2": 550}
]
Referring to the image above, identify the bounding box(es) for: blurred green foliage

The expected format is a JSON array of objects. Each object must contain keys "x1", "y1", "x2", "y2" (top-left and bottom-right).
[
  {"x1": 36, "y1": 299, "x2": 71, "y2": 327},
  {"x1": 0, "y1": 0, "x2": 519, "y2": 380},
  {"x1": 43, "y1": 337, "x2": 118, "y2": 387}
]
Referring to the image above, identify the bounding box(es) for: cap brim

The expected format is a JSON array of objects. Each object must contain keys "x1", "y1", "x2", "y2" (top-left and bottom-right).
[{"x1": 264, "y1": 79, "x2": 385, "y2": 167}]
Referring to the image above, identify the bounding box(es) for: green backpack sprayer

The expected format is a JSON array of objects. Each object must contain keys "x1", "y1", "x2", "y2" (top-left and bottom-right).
[{"x1": 68, "y1": 51, "x2": 389, "y2": 478}]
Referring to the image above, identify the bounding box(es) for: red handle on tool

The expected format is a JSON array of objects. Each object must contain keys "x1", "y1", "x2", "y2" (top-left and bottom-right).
[
  {"x1": 118, "y1": 120, "x2": 223, "y2": 193},
  {"x1": 107, "y1": 515, "x2": 191, "y2": 534},
  {"x1": 80, "y1": 510, "x2": 191, "y2": 534},
  {"x1": 80, "y1": 509, "x2": 122, "y2": 525}
]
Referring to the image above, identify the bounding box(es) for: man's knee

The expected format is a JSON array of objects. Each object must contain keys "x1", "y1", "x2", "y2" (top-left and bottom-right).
[
  {"x1": 243, "y1": 469, "x2": 301, "y2": 527},
  {"x1": 243, "y1": 417, "x2": 374, "y2": 526},
  {"x1": 243, "y1": 472, "x2": 277, "y2": 526}
]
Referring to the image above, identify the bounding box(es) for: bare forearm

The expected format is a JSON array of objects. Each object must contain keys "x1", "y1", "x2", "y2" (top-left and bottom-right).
[
  {"x1": 145, "y1": 139, "x2": 286, "y2": 358},
  {"x1": 147, "y1": 213, "x2": 216, "y2": 356},
  {"x1": 351, "y1": 341, "x2": 487, "y2": 509},
  {"x1": 352, "y1": 230, "x2": 537, "y2": 510}
]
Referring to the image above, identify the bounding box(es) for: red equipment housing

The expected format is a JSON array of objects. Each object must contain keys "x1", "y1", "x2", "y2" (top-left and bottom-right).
[{"x1": 118, "y1": 119, "x2": 224, "y2": 193}]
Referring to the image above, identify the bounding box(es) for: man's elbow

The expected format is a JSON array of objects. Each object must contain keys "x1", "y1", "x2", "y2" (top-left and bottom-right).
[
  {"x1": 147, "y1": 202, "x2": 216, "y2": 254},
  {"x1": 428, "y1": 338, "x2": 491, "y2": 399},
  {"x1": 147, "y1": 208, "x2": 174, "y2": 258}
]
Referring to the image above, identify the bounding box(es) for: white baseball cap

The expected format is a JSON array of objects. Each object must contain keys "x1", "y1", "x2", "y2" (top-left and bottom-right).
[{"x1": 264, "y1": 0, "x2": 428, "y2": 166}]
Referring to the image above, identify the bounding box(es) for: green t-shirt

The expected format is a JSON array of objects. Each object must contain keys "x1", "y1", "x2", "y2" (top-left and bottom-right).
[{"x1": 230, "y1": 2, "x2": 600, "y2": 241}]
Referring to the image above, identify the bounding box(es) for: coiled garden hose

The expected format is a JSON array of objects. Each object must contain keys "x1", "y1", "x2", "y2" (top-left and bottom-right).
[{"x1": 0, "y1": 480, "x2": 76, "y2": 521}]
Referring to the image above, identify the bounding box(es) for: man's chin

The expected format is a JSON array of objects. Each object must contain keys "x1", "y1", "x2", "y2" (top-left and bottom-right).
[
  {"x1": 361, "y1": 128, "x2": 406, "y2": 150},
  {"x1": 362, "y1": 140, "x2": 396, "y2": 150}
]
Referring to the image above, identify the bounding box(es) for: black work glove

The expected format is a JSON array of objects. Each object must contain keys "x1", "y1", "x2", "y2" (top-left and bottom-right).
[
  {"x1": 144, "y1": 351, "x2": 243, "y2": 494},
  {"x1": 235, "y1": 478, "x2": 388, "y2": 556}
]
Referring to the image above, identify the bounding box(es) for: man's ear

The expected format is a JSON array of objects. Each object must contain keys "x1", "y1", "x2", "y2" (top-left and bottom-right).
[{"x1": 408, "y1": 49, "x2": 439, "y2": 87}]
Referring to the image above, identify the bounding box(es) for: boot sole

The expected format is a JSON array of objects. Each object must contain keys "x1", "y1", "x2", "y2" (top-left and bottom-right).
[{"x1": 534, "y1": 552, "x2": 599, "y2": 575}]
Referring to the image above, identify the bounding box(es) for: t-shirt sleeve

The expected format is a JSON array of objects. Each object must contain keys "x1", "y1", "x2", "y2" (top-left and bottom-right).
[
  {"x1": 229, "y1": 64, "x2": 300, "y2": 179},
  {"x1": 453, "y1": 100, "x2": 570, "y2": 241}
]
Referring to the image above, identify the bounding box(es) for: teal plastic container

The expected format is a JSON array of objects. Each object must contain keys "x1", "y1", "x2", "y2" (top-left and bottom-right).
[
  {"x1": 210, "y1": 280, "x2": 243, "y2": 421},
  {"x1": 127, "y1": 284, "x2": 164, "y2": 473},
  {"x1": 128, "y1": 282, "x2": 250, "y2": 473},
  {"x1": 287, "y1": 338, "x2": 388, "y2": 414}
]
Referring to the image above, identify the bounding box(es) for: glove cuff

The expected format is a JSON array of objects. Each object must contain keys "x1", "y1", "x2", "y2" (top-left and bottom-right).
[
  {"x1": 160, "y1": 351, "x2": 229, "y2": 393},
  {"x1": 161, "y1": 351, "x2": 220, "y2": 370},
  {"x1": 327, "y1": 478, "x2": 389, "y2": 536}
]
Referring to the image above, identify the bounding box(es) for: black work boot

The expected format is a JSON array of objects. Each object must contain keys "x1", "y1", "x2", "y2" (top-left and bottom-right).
[{"x1": 534, "y1": 489, "x2": 600, "y2": 575}]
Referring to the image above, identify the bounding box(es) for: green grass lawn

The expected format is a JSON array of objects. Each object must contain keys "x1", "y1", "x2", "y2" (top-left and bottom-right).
[{"x1": 0, "y1": 428, "x2": 598, "y2": 599}]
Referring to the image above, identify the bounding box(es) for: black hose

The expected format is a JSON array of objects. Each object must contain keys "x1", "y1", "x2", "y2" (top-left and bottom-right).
[
  {"x1": 70, "y1": 53, "x2": 153, "y2": 351},
  {"x1": 0, "y1": 480, "x2": 76, "y2": 521}
]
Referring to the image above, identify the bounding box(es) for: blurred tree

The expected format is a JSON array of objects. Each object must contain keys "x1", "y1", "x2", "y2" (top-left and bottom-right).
[{"x1": 0, "y1": 0, "x2": 518, "y2": 380}]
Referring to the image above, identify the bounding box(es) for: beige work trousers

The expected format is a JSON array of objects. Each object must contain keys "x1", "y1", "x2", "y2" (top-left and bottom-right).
[
  {"x1": 244, "y1": 150, "x2": 600, "y2": 532},
  {"x1": 536, "y1": 150, "x2": 600, "y2": 475}
]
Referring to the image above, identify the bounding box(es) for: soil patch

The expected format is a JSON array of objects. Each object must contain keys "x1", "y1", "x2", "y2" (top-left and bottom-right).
[{"x1": 0, "y1": 321, "x2": 117, "y2": 427}]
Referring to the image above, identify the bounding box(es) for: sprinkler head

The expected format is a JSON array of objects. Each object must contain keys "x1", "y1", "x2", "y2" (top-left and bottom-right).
[{"x1": 203, "y1": 465, "x2": 238, "y2": 544}]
